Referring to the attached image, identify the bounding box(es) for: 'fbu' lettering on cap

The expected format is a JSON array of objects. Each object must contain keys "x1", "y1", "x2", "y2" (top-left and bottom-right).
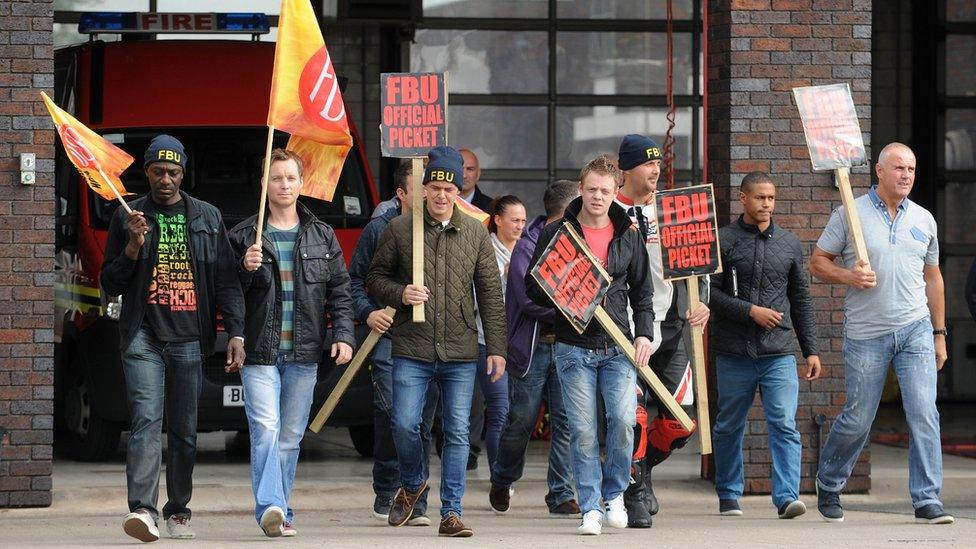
[
  {"x1": 428, "y1": 169, "x2": 454, "y2": 183},
  {"x1": 646, "y1": 147, "x2": 661, "y2": 159},
  {"x1": 157, "y1": 150, "x2": 182, "y2": 163}
]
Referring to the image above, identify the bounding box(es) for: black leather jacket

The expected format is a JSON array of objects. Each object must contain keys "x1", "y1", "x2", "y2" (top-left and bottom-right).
[
  {"x1": 100, "y1": 192, "x2": 244, "y2": 356},
  {"x1": 228, "y1": 204, "x2": 355, "y2": 365},
  {"x1": 709, "y1": 216, "x2": 819, "y2": 359},
  {"x1": 526, "y1": 197, "x2": 654, "y2": 350}
]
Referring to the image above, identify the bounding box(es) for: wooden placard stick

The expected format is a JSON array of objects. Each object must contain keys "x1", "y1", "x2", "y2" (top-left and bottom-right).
[
  {"x1": 686, "y1": 278, "x2": 711, "y2": 454},
  {"x1": 309, "y1": 306, "x2": 397, "y2": 433},
  {"x1": 592, "y1": 307, "x2": 695, "y2": 432},
  {"x1": 561, "y1": 224, "x2": 695, "y2": 432},
  {"x1": 834, "y1": 167, "x2": 870, "y2": 267},
  {"x1": 410, "y1": 157, "x2": 425, "y2": 323},
  {"x1": 254, "y1": 124, "x2": 276, "y2": 244}
]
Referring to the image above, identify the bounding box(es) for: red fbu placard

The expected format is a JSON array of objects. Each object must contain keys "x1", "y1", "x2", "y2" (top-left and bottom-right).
[
  {"x1": 380, "y1": 72, "x2": 447, "y2": 157},
  {"x1": 530, "y1": 224, "x2": 611, "y2": 334},
  {"x1": 793, "y1": 83, "x2": 867, "y2": 171},
  {"x1": 655, "y1": 184, "x2": 722, "y2": 281}
]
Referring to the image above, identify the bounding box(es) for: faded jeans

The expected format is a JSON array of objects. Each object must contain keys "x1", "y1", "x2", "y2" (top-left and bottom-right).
[
  {"x1": 817, "y1": 317, "x2": 943, "y2": 508},
  {"x1": 554, "y1": 342, "x2": 636, "y2": 515},
  {"x1": 241, "y1": 354, "x2": 318, "y2": 525}
]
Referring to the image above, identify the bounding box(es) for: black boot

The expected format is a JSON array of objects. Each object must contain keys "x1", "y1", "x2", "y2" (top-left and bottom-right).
[
  {"x1": 644, "y1": 465, "x2": 659, "y2": 516},
  {"x1": 624, "y1": 459, "x2": 652, "y2": 528}
]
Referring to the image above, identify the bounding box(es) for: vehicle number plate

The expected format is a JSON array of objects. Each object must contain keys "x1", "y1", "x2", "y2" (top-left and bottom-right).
[{"x1": 223, "y1": 385, "x2": 245, "y2": 407}]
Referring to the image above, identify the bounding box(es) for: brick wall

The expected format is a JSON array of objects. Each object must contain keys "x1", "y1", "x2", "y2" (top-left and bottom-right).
[
  {"x1": 0, "y1": 0, "x2": 55, "y2": 508},
  {"x1": 707, "y1": 0, "x2": 872, "y2": 494}
]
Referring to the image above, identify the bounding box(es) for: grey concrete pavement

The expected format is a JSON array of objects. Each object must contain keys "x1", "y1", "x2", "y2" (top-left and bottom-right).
[{"x1": 1, "y1": 429, "x2": 973, "y2": 548}]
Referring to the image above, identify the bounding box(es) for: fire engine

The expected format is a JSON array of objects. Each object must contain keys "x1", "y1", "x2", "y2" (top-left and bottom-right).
[{"x1": 53, "y1": 13, "x2": 379, "y2": 461}]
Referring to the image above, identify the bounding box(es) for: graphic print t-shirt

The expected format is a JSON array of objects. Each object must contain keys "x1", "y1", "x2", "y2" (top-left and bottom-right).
[
  {"x1": 145, "y1": 200, "x2": 199, "y2": 342},
  {"x1": 268, "y1": 223, "x2": 299, "y2": 353}
]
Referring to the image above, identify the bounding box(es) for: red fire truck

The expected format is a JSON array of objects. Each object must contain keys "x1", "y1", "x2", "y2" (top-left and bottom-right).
[{"x1": 53, "y1": 13, "x2": 379, "y2": 461}]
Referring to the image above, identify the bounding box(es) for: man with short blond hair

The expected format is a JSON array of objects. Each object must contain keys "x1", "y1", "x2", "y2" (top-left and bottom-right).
[{"x1": 526, "y1": 154, "x2": 653, "y2": 536}]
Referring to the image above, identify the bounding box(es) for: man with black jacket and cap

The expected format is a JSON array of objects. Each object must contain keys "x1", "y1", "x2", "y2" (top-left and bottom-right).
[
  {"x1": 101, "y1": 135, "x2": 245, "y2": 542},
  {"x1": 526, "y1": 154, "x2": 654, "y2": 536}
]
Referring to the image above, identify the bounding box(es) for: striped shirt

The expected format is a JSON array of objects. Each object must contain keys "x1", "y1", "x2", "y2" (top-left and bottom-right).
[{"x1": 268, "y1": 223, "x2": 299, "y2": 352}]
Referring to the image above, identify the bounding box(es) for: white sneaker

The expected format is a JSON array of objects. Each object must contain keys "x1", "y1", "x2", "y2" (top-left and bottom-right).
[
  {"x1": 165, "y1": 515, "x2": 195, "y2": 539},
  {"x1": 259, "y1": 506, "x2": 285, "y2": 538},
  {"x1": 604, "y1": 494, "x2": 628, "y2": 529},
  {"x1": 578, "y1": 510, "x2": 603, "y2": 535},
  {"x1": 123, "y1": 510, "x2": 159, "y2": 542}
]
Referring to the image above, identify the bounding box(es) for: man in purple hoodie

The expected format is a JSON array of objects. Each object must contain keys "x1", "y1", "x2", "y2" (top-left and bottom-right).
[{"x1": 488, "y1": 180, "x2": 580, "y2": 516}]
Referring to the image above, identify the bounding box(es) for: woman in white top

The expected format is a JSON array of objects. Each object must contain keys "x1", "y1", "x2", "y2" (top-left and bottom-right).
[{"x1": 473, "y1": 196, "x2": 527, "y2": 469}]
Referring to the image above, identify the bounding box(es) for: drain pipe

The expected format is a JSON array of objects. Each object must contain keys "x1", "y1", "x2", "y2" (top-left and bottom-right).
[{"x1": 814, "y1": 413, "x2": 827, "y2": 464}]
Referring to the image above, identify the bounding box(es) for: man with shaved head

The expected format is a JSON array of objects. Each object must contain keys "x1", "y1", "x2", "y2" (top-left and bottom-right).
[{"x1": 809, "y1": 143, "x2": 952, "y2": 525}]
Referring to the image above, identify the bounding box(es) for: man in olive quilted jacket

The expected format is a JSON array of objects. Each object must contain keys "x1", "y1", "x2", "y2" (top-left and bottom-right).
[{"x1": 366, "y1": 146, "x2": 507, "y2": 537}]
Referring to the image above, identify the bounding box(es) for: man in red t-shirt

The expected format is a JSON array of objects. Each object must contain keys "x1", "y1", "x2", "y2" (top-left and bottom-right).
[{"x1": 526, "y1": 155, "x2": 654, "y2": 536}]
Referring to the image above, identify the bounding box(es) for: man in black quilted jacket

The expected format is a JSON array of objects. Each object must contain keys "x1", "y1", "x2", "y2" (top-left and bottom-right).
[{"x1": 708, "y1": 171, "x2": 822, "y2": 520}]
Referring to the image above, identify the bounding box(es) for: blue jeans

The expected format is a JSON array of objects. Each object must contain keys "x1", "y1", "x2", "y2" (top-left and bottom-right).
[
  {"x1": 554, "y1": 342, "x2": 636, "y2": 514},
  {"x1": 121, "y1": 327, "x2": 202, "y2": 521},
  {"x1": 818, "y1": 317, "x2": 942, "y2": 508},
  {"x1": 241, "y1": 354, "x2": 318, "y2": 525},
  {"x1": 392, "y1": 356, "x2": 476, "y2": 518},
  {"x1": 475, "y1": 344, "x2": 510, "y2": 467},
  {"x1": 491, "y1": 342, "x2": 575, "y2": 509},
  {"x1": 712, "y1": 354, "x2": 801, "y2": 508},
  {"x1": 370, "y1": 336, "x2": 436, "y2": 513}
]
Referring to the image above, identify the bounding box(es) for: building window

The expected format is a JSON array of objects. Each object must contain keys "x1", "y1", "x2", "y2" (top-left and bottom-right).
[{"x1": 412, "y1": 0, "x2": 703, "y2": 216}]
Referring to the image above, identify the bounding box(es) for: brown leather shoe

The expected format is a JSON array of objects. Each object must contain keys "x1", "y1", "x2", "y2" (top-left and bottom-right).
[
  {"x1": 388, "y1": 482, "x2": 427, "y2": 527},
  {"x1": 438, "y1": 512, "x2": 473, "y2": 537},
  {"x1": 549, "y1": 499, "x2": 581, "y2": 516}
]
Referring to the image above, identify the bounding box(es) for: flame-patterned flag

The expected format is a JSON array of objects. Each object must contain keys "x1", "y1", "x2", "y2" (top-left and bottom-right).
[
  {"x1": 455, "y1": 197, "x2": 490, "y2": 226},
  {"x1": 268, "y1": 0, "x2": 352, "y2": 202},
  {"x1": 41, "y1": 91, "x2": 133, "y2": 201}
]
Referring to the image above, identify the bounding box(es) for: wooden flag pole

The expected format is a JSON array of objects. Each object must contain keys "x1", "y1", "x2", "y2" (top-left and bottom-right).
[
  {"x1": 410, "y1": 157, "x2": 425, "y2": 323},
  {"x1": 254, "y1": 125, "x2": 276, "y2": 245},
  {"x1": 592, "y1": 307, "x2": 695, "y2": 432},
  {"x1": 95, "y1": 165, "x2": 132, "y2": 214},
  {"x1": 310, "y1": 306, "x2": 397, "y2": 433},
  {"x1": 834, "y1": 167, "x2": 870, "y2": 266},
  {"x1": 686, "y1": 278, "x2": 712, "y2": 454}
]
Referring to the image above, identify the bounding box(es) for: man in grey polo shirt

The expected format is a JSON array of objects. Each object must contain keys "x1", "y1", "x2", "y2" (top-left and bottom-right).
[{"x1": 809, "y1": 142, "x2": 951, "y2": 525}]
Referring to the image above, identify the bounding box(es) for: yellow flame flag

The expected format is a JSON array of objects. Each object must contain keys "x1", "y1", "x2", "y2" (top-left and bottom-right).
[
  {"x1": 40, "y1": 91, "x2": 133, "y2": 203},
  {"x1": 268, "y1": 0, "x2": 352, "y2": 202}
]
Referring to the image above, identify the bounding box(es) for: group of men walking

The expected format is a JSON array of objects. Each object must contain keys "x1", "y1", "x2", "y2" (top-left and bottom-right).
[{"x1": 102, "y1": 133, "x2": 953, "y2": 542}]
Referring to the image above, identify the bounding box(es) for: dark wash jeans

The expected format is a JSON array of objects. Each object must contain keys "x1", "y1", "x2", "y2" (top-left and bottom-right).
[
  {"x1": 371, "y1": 336, "x2": 436, "y2": 513},
  {"x1": 121, "y1": 326, "x2": 203, "y2": 521},
  {"x1": 491, "y1": 342, "x2": 575, "y2": 509}
]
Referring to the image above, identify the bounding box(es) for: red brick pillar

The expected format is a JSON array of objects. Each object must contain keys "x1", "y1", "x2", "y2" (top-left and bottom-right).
[
  {"x1": 706, "y1": 0, "x2": 872, "y2": 494},
  {"x1": 0, "y1": 0, "x2": 55, "y2": 507}
]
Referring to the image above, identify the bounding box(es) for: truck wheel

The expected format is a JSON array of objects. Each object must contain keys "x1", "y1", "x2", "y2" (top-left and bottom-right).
[
  {"x1": 348, "y1": 425, "x2": 374, "y2": 458},
  {"x1": 60, "y1": 356, "x2": 122, "y2": 462}
]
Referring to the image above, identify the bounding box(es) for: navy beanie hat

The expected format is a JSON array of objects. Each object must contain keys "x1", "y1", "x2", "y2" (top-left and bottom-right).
[
  {"x1": 423, "y1": 146, "x2": 464, "y2": 190},
  {"x1": 144, "y1": 134, "x2": 187, "y2": 170},
  {"x1": 617, "y1": 134, "x2": 662, "y2": 170}
]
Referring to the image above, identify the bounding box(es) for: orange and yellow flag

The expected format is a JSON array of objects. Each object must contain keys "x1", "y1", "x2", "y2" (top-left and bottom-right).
[
  {"x1": 268, "y1": 0, "x2": 352, "y2": 202},
  {"x1": 41, "y1": 91, "x2": 133, "y2": 202},
  {"x1": 455, "y1": 197, "x2": 490, "y2": 226}
]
